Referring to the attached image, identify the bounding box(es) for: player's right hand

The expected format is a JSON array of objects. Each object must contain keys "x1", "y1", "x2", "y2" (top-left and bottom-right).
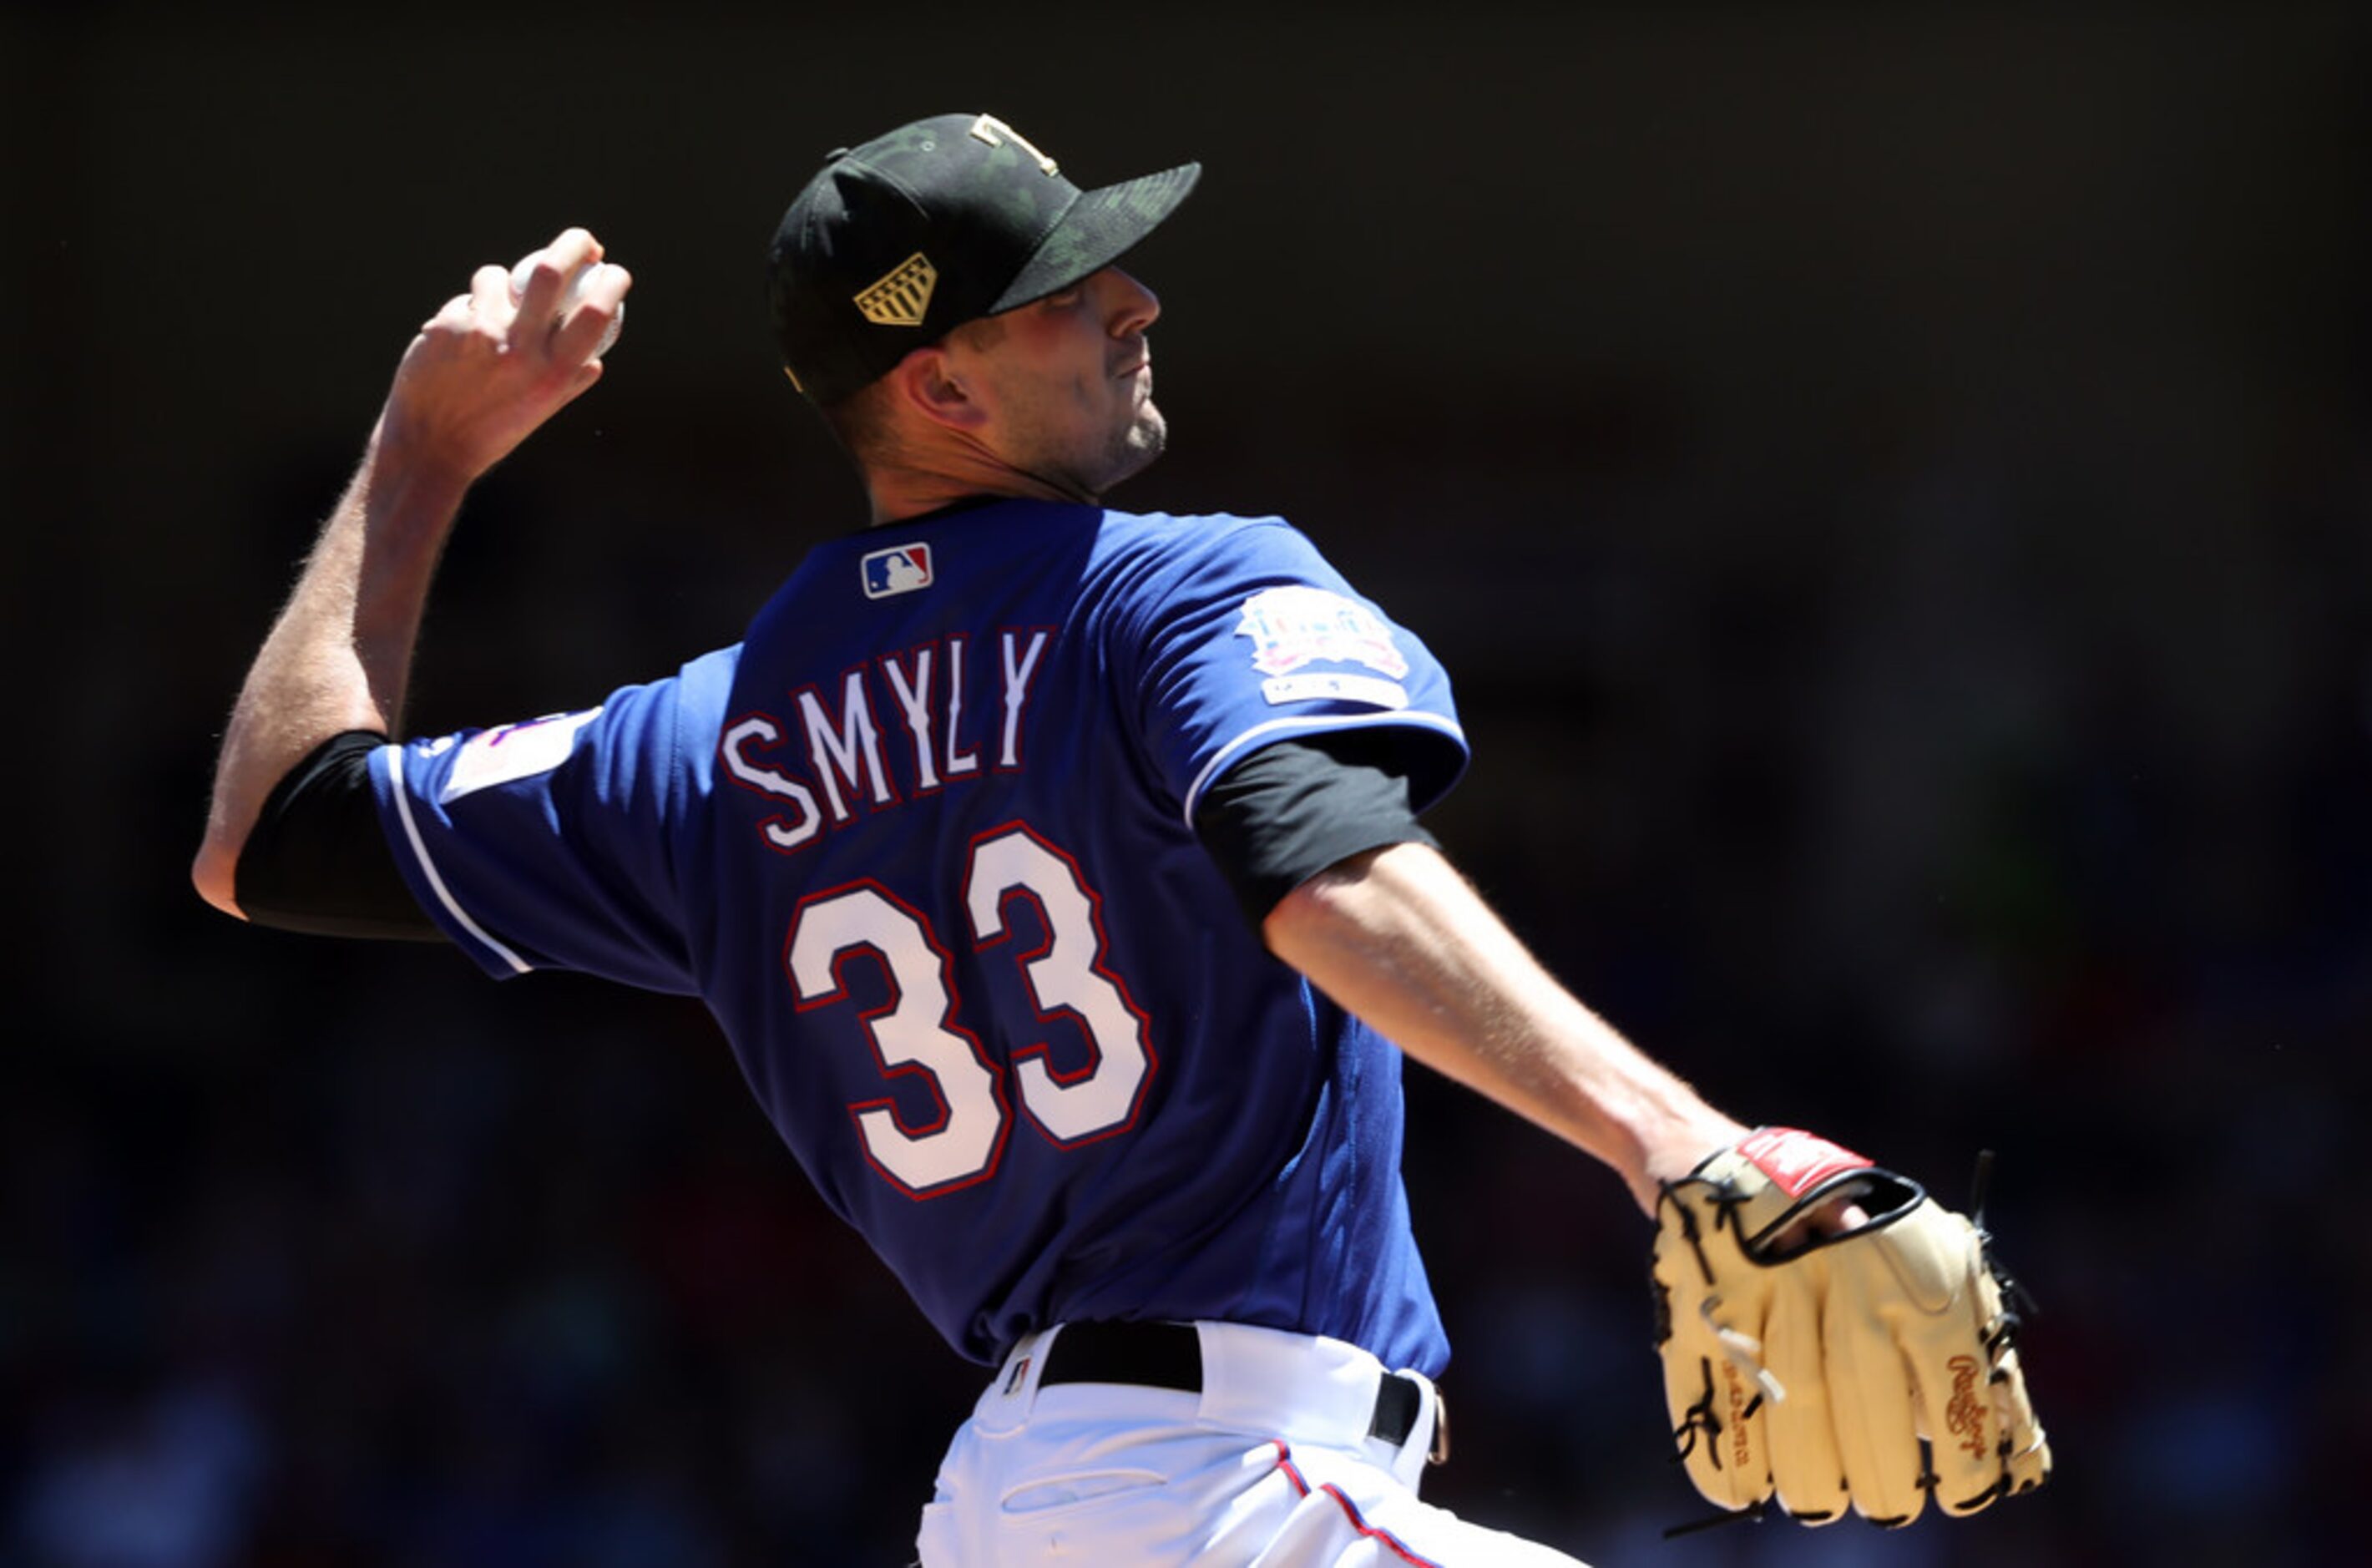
[{"x1": 373, "y1": 226, "x2": 631, "y2": 486}]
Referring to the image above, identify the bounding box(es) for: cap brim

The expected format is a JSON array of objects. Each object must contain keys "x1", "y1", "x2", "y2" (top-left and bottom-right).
[{"x1": 990, "y1": 161, "x2": 1202, "y2": 313}]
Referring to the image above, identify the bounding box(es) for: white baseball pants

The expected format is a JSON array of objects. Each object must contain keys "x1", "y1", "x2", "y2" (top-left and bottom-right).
[{"x1": 915, "y1": 1321, "x2": 1588, "y2": 1566}]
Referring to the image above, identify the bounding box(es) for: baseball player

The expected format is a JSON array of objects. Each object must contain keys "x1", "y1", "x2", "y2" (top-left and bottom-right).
[{"x1": 194, "y1": 114, "x2": 2044, "y2": 1564}]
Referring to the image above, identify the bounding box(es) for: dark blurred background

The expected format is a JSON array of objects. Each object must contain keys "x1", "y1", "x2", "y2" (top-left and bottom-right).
[{"x1": 4, "y1": 3, "x2": 2366, "y2": 1564}]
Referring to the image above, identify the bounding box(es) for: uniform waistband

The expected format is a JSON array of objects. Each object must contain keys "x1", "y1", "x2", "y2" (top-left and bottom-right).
[{"x1": 982, "y1": 1320, "x2": 1448, "y2": 1474}]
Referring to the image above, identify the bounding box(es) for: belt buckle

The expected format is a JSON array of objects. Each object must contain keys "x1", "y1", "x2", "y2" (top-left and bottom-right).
[{"x1": 1427, "y1": 1388, "x2": 1451, "y2": 1466}]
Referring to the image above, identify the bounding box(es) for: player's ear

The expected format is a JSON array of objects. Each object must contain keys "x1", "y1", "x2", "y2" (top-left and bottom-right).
[{"x1": 890, "y1": 346, "x2": 988, "y2": 434}]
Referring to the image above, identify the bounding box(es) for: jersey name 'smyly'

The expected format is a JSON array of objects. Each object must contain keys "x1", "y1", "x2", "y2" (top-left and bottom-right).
[{"x1": 717, "y1": 626, "x2": 1050, "y2": 853}]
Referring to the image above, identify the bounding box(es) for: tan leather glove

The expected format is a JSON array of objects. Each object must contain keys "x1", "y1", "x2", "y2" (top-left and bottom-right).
[{"x1": 1650, "y1": 1127, "x2": 2051, "y2": 1526}]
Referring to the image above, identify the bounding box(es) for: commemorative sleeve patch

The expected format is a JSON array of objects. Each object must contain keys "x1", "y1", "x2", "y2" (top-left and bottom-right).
[
  {"x1": 439, "y1": 708, "x2": 605, "y2": 802},
  {"x1": 1235, "y1": 586, "x2": 1409, "y2": 673},
  {"x1": 1233, "y1": 586, "x2": 1411, "y2": 706}
]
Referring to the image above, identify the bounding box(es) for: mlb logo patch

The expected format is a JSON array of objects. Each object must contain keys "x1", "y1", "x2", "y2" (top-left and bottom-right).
[{"x1": 862, "y1": 543, "x2": 933, "y2": 599}]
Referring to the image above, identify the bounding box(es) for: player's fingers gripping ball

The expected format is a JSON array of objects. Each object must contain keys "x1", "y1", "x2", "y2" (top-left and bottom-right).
[
  {"x1": 1648, "y1": 1128, "x2": 2051, "y2": 1527},
  {"x1": 509, "y1": 246, "x2": 625, "y2": 358}
]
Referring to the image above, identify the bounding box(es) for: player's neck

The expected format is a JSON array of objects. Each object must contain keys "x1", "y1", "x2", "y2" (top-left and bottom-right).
[{"x1": 864, "y1": 444, "x2": 1097, "y2": 526}]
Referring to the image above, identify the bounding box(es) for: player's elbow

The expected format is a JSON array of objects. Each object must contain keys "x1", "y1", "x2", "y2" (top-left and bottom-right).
[
  {"x1": 1260, "y1": 875, "x2": 1333, "y2": 956},
  {"x1": 190, "y1": 836, "x2": 249, "y2": 921},
  {"x1": 1259, "y1": 847, "x2": 1388, "y2": 963}
]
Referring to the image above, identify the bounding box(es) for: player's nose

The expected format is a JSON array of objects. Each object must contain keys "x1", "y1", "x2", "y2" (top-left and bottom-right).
[{"x1": 1099, "y1": 267, "x2": 1161, "y2": 336}]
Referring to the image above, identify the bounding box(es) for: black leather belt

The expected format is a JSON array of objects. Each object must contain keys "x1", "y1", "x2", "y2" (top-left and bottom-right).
[{"x1": 1037, "y1": 1321, "x2": 1444, "y2": 1461}]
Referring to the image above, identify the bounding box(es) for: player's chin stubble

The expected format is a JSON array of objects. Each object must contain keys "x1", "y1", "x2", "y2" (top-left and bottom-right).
[
  {"x1": 1110, "y1": 402, "x2": 1166, "y2": 488},
  {"x1": 1051, "y1": 402, "x2": 1166, "y2": 502}
]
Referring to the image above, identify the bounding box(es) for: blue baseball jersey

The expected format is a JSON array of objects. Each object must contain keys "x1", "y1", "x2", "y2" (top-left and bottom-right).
[{"x1": 370, "y1": 499, "x2": 1470, "y2": 1373}]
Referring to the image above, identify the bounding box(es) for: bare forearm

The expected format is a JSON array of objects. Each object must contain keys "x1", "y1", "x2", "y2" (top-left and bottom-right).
[
  {"x1": 190, "y1": 229, "x2": 630, "y2": 919},
  {"x1": 191, "y1": 432, "x2": 468, "y2": 915},
  {"x1": 1262, "y1": 842, "x2": 1744, "y2": 1214}
]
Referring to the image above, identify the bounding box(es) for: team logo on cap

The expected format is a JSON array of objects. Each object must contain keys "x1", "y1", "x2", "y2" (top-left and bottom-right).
[
  {"x1": 853, "y1": 251, "x2": 938, "y2": 327},
  {"x1": 862, "y1": 542, "x2": 934, "y2": 599}
]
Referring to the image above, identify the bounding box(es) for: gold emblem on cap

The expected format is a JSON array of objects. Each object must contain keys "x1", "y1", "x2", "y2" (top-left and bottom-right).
[{"x1": 853, "y1": 252, "x2": 938, "y2": 327}]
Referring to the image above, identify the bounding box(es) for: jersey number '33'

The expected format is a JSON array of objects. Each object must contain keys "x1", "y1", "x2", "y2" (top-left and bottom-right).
[{"x1": 787, "y1": 822, "x2": 1156, "y2": 1197}]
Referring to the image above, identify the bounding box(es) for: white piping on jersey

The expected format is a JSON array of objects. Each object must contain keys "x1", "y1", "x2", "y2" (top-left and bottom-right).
[
  {"x1": 1180, "y1": 712, "x2": 1467, "y2": 828},
  {"x1": 383, "y1": 745, "x2": 534, "y2": 975}
]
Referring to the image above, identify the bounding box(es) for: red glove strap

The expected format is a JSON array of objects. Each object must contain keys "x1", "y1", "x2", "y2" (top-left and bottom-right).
[{"x1": 1736, "y1": 1126, "x2": 1873, "y2": 1197}]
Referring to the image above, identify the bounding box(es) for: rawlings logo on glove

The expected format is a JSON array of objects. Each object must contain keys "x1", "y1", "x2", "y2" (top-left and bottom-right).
[{"x1": 1649, "y1": 1128, "x2": 2051, "y2": 1528}]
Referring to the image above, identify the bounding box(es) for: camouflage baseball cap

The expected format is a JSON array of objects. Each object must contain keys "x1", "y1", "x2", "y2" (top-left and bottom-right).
[{"x1": 767, "y1": 113, "x2": 1201, "y2": 405}]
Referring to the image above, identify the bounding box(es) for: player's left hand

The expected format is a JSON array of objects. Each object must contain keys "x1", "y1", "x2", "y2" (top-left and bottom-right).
[
  {"x1": 373, "y1": 226, "x2": 631, "y2": 486},
  {"x1": 1648, "y1": 1127, "x2": 2050, "y2": 1528}
]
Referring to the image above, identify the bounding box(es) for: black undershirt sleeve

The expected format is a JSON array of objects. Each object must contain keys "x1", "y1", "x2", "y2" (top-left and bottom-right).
[
  {"x1": 233, "y1": 730, "x2": 447, "y2": 942},
  {"x1": 1191, "y1": 731, "x2": 1439, "y2": 931}
]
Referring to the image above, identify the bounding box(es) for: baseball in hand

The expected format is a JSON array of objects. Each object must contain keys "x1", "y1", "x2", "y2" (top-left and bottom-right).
[{"x1": 509, "y1": 250, "x2": 625, "y2": 357}]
